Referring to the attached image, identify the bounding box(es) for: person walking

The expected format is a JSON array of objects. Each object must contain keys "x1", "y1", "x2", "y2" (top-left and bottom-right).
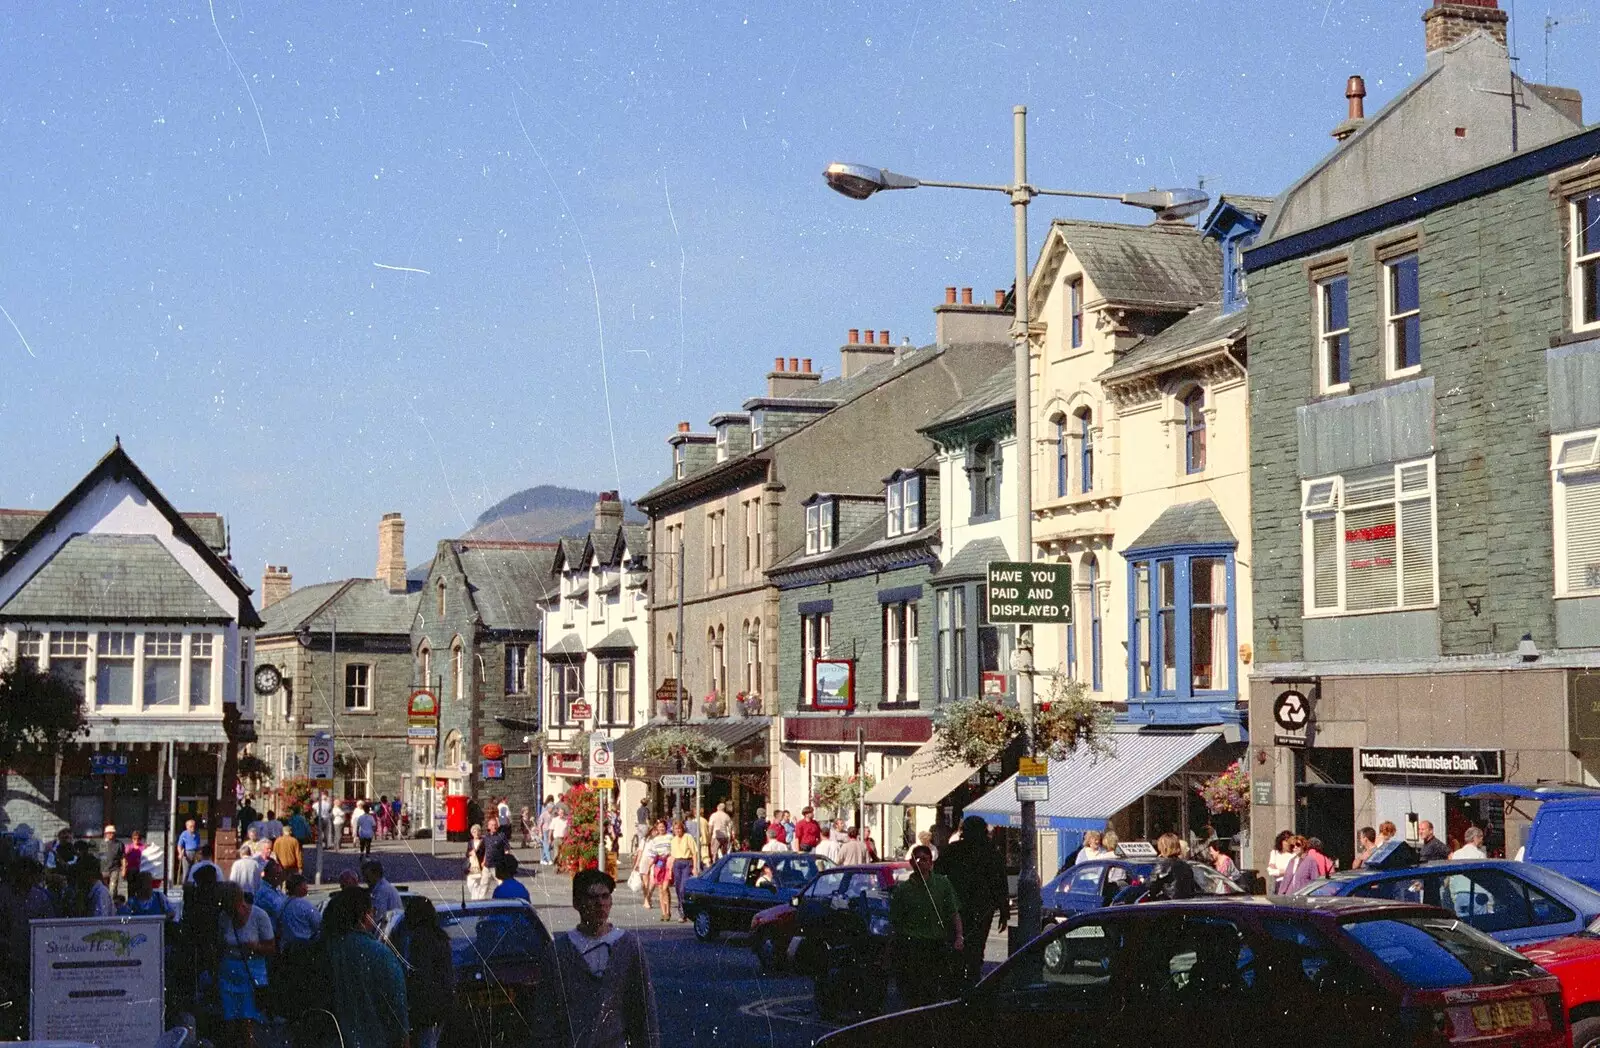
[
  {"x1": 888, "y1": 845, "x2": 964, "y2": 1009},
  {"x1": 933, "y1": 815, "x2": 1008, "y2": 987},
  {"x1": 217, "y1": 881, "x2": 276, "y2": 1048},
  {"x1": 396, "y1": 896, "x2": 452, "y2": 1048},
  {"x1": 355, "y1": 805, "x2": 378, "y2": 857},
  {"x1": 464, "y1": 825, "x2": 491, "y2": 900},
  {"x1": 550, "y1": 808, "x2": 571, "y2": 862},
  {"x1": 519, "y1": 806, "x2": 535, "y2": 849},
  {"x1": 532, "y1": 868, "x2": 660, "y2": 1048},
  {"x1": 666, "y1": 820, "x2": 699, "y2": 923},
  {"x1": 708, "y1": 802, "x2": 733, "y2": 860},
  {"x1": 271, "y1": 827, "x2": 303, "y2": 875},
  {"x1": 122, "y1": 830, "x2": 146, "y2": 890},
  {"x1": 1146, "y1": 833, "x2": 1199, "y2": 900},
  {"x1": 323, "y1": 887, "x2": 409, "y2": 1048},
  {"x1": 1267, "y1": 831, "x2": 1295, "y2": 892},
  {"x1": 794, "y1": 808, "x2": 822, "y2": 852},
  {"x1": 177, "y1": 818, "x2": 203, "y2": 884},
  {"x1": 538, "y1": 797, "x2": 556, "y2": 866},
  {"x1": 288, "y1": 809, "x2": 313, "y2": 849},
  {"x1": 641, "y1": 822, "x2": 672, "y2": 916},
  {"x1": 97, "y1": 825, "x2": 125, "y2": 902},
  {"x1": 835, "y1": 826, "x2": 871, "y2": 866},
  {"x1": 330, "y1": 800, "x2": 346, "y2": 852}
]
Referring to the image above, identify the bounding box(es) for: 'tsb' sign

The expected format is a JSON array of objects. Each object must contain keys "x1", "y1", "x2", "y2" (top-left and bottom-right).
[{"x1": 986, "y1": 561, "x2": 1072, "y2": 623}]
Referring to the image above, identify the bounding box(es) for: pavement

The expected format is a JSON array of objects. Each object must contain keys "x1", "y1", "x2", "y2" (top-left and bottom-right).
[{"x1": 254, "y1": 837, "x2": 1014, "y2": 1048}]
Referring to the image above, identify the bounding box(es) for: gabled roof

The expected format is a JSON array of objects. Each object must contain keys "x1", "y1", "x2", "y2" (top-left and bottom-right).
[
  {"x1": 1044, "y1": 219, "x2": 1220, "y2": 312},
  {"x1": 922, "y1": 362, "x2": 1014, "y2": 434},
  {"x1": 1098, "y1": 303, "x2": 1246, "y2": 384},
  {"x1": 454, "y1": 542, "x2": 556, "y2": 631},
  {"x1": 0, "y1": 534, "x2": 231, "y2": 622},
  {"x1": 0, "y1": 444, "x2": 261, "y2": 627},
  {"x1": 1124, "y1": 500, "x2": 1237, "y2": 552},
  {"x1": 0, "y1": 509, "x2": 229, "y2": 555},
  {"x1": 258, "y1": 578, "x2": 420, "y2": 638},
  {"x1": 929, "y1": 537, "x2": 1009, "y2": 582}
]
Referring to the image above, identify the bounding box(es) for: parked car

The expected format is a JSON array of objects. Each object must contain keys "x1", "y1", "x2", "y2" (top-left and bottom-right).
[
  {"x1": 1294, "y1": 856, "x2": 1600, "y2": 945},
  {"x1": 749, "y1": 898, "x2": 799, "y2": 973},
  {"x1": 817, "y1": 896, "x2": 1567, "y2": 1048},
  {"x1": 1043, "y1": 857, "x2": 1242, "y2": 919},
  {"x1": 1516, "y1": 922, "x2": 1600, "y2": 1047},
  {"x1": 381, "y1": 898, "x2": 552, "y2": 1048},
  {"x1": 682, "y1": 850, "x2": 830, "y2": 941},
  {"x1": 1459, "y1": 783, "x2": 1600, "y2": 890}
]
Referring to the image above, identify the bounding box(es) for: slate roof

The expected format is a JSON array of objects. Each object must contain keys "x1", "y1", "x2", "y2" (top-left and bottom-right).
[
  {"x1": 590, "y1": 628, "x2": 636, "y2": 652},
  {"x1": 0, "y1": 509, "x2": 229, "y2": 555},
  {"x1": 258, "y1": 578, "x2": 419, "y2": 638},
  {"x1": 1123, "y1": 500, "x2": 1238, "y2": 552},
  {"x1": 1099, "y1": 303, "x2": 1246, "y2": 383},
  {"x1": 0, "y1": 534, "x2": 231, "y2": 622},
  {"x1": 456, "y1": 543, "x2": 556, "y2": 631},
  {"x1": 542, "y1": 633, "x2": 585, "y2": 658},
  {"x1": 610, "y1": 716, "x2": 772, "y2": 765},
  {"x1": 929, "y1": 537, "x2": 1009, "y2": 582},
  {"x1": 923, "y1": 362, "x2": 1014, "y2": 432},
  {"x1": 1053, "y1": 220, "x2": 1220, "y2": 311},
  {"x1": 1217, "y1": 195, "x2": 1275, "y2": 221}
]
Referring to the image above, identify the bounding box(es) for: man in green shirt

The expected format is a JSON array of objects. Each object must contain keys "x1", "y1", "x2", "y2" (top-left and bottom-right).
[{"x1": 889, "y1": 845, "x2": 965, "y2": 1007}]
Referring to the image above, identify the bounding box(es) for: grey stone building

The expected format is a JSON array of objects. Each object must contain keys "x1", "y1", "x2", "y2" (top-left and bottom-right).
[
  {"x1": 768, "y1": 458, "x2": 939, "y2": 853},
  {"x1": 252, "y1": 513, "x2": 420, "y2": 816},
  {"x1": 412, "y1": 539, "x2": 554, "y2": 813},
  {"x1": 1243, "y1": 0, "x2": 1592, "y2": 866}
]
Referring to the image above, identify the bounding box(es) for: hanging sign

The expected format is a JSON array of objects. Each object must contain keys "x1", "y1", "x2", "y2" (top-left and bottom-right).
[
  {"x1": 813, "y1": 659, "x2": 856, "y2": 711},
  {"x1": 1273, "y1": 689, "x2": 1312, "y2": 748},
  {"x1": 408, "y1": 689, "x2": 439, "y2": 725}
]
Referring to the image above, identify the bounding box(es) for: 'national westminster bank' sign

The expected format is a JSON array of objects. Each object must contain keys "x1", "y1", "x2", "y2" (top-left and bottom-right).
[{"x1": 1356, "y1": 748, "x2": 1504, "y2": 780}]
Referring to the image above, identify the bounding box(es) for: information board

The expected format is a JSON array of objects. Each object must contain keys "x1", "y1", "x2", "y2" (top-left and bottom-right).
[
  {"x1": 986, "y1": 561, "x2": 1072, "y2": 623},
  {"x1": 31, "y1": 915, "x2": 164, "y2": 1046}
]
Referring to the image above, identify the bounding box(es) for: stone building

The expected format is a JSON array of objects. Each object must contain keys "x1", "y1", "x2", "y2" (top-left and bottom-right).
[
  {"x1": 1243, "y1": 0, "x2": 1590, "y2": 867},
  {"x1": 0, "y1": 444, "x2": 261, "y2": 881},
  {"x1": 252, "y1": 513, "x2": 421, "y2": 814}
]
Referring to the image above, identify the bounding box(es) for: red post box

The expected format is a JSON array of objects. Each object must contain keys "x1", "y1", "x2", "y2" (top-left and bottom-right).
[{"x1": 445, "y1": 794, "x2": 469, "y2": 842}]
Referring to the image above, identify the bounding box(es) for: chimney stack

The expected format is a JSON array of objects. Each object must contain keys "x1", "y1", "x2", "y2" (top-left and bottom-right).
[
  {"x1": 767, "y1": 356, "x2": 822, "y2": 396},
  {"x1": 961, "y1": 288, "x2": 973, "y2": 305},
  {"x1": 375, "y1": 513, "x2": 407, "y2": 593},
  {"x1": 944, "y1": 287, "x2": 957, "y2": 304},
  {"x1": 261, "y1": 564, "x2": 292, "y2": 609},
  {"x1": 994, "y1": 290, "x2": 1006, "y2": 307},
  {"x1": 1332, "y1": 75, "x2": 1368, "y2": 141},
  {"x1": 847, "y1": 329, "x2": 860, "y2": 344},
  {"x1": 1423, "y1": 0, "x2": 1508, "y2": 54},
  {"x1": 677, "y1": 421, "x2": 691, "y2": 433},
  {"x1": 773, "y1": 356, "x2": 785, "y2": 371},
  {"x1": 839, "y1": 326, "x2": 896, "y2": 377},
  {"x1": 594, "y1": 490, "x2": 624, "y2": 529}
]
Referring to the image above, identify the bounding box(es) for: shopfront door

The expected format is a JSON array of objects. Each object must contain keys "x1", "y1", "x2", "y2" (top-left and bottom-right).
[{"x1": 1295, "y1": 748, "x2": 1355, "y2": 869}]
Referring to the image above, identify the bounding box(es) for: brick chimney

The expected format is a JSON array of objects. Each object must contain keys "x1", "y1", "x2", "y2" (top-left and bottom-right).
[
  {"x1": 934, "y1": 284, "x2": 1012, "y2": 345},
  {"x1": 376, "y1": 513, "x2": 406, "y2": 593},
  {"x1": 594, "y1": 490, "x2": 624, "y2": 529},
  {"x1": 1423, "y1": 0, "x2": 1507, "y2": 53},
  {"x1": 261, "y1": 565, "x2": 292, "y2": 609},
  {"x1": 840, "y1": 327, "x2": 896, "y2": 378},
  {"x1": 766, "y1": 356, "x2": 822, "y2": 397}
]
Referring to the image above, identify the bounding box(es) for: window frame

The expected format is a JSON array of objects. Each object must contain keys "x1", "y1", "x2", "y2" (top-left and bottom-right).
[
  {"x1": 1069, "y1": 277, "x2": 1084, "y2": 349},
  {"x1": 1316, "y1": 272, "x2": 1352, "y2": 394},
  {"x1": 598, "y1": 657, "x2": 633, "y2": 727},
  {"x1": 1182, "y1": 389, "x2": 1207, "y2": 475},
  {"x1": 969, "y1": 443, "x2": 1001, "y2": 521},
  {"x1": 1086, "y1": 556, "x2": 1103, "y2": 692},
  {"x1": 1078, "y1": 410, "x2": 1094, "y2": 493},
  {"x1": 504, "y1": 643, "x2": 529, "y2": 695},
  {"x1": 800, "y1": 612, "x2": 831, "y2": 706},
  {"x1": 1571, "y1": 192, "x2": 1600, "y2": 334},
  {"x1": 1055, "y1": 417, "x2": 1069, "y2": 497},
  {"x1": 1126, "y1": 547, "x2": 1238, "y2": 701},
  {"x1": 1301, "y1": 458, "x2": 1439, "y2": 616},
  {"x1": 344, "y1": 662, "x2": 373, "y2": 712},
  {"x1": 805, "y1": 499, "x2": 836, "y2": 555},
  {"x1": 880, "y1": 600, "x2": 919, "y2": 707},
  {"x1": 1552, "y1": 429, "x2": 1600, "y2": 597},
  {"x1": 1384, "y1": 253, "x2": 1422, "y2": 378}
]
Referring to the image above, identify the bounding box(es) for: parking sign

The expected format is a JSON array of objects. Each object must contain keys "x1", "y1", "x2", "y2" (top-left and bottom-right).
[{"x1": 308, "y1": 732, "x2": 334, "y2": 784}]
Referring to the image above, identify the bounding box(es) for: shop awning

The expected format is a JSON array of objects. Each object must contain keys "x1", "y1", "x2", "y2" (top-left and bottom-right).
[
  {"x1": 610, "y1": 717, "x2": 772, "y2": 767},
  {"x1": 864, "y1": 739, "x2": 979, "y2": 807},
  {"x1": 965, "y1": 729, "x2": 1221, "y2": 831}
]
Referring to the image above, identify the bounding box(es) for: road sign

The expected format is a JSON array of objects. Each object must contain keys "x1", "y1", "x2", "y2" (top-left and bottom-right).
[
  {"x1": 660, "y1": 773, "x2": 698, "y2": 789},
  {"x1": 589, "y1": 733, "x2": 614, "y2": 783},
  {"x1": 308, "y1": 733, "x2": 334, "y2": 781},
  {"x1": 570, "y1": 701, "x2": 594, "y2": 719},
  {"x1": 592, "y1": 778, "x2": 615, "y2": 790},
  {"x1": 406, "y1": 725, "x2": 438, "y2": 745},
  {"x1": 986, "y1": 561, "x2": 1072, "y2": 623},
  {"x1": 1018, "y1": 757, "x2": 1048, "y2": 777},
  {"x1": 1015, "y1": 775, "x2": 1049, "y2": 802}
]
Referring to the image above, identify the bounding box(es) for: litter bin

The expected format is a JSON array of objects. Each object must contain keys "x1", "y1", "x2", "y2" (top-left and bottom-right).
[{"x1": 445, "y1": 795, "x2": 469, "y2": 843}]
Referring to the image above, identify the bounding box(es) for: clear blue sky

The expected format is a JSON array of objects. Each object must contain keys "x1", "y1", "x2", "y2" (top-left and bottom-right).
[{"x1": 3, "y1": 1, "x2": 1596, "y2": 585}]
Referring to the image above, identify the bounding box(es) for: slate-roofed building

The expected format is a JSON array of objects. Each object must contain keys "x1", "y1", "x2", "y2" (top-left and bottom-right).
[
  {"x1": 636, "y1": 289, "x2": 1012, "y2": 827},
  {"x1": 252, "y1": 512, "x2": 423, "y2": 818},
  {"x1": 1241, "y1": 0, "x2": 1592, "y2": 868},
  {"x1": 541, "y1": 492, "x2": 651, "y2": 820},
  {"x1": 0, "y1": 444, "x2": 261, "y2": 879},
  {"x1": 412, "y1": 536, "x2": 555, "y2": 810}
]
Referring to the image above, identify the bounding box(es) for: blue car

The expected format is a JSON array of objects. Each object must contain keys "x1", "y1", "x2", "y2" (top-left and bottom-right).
[
  {"x1": 1295, "y1": 857, "x2": 1600, "y2": 946},
  {"x1": 682, "y1": 850, "x2": 831, "y2": 941},
  {"x1": 1041, "y1": 857, "x2": 1241, "y2": 920}
]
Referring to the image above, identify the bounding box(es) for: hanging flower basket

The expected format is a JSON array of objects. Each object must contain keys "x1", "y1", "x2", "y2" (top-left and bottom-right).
[
  {"x1": 635, "y1": 727, "x2": 730, "y2": 769},
  {"x1": 811, "y1": 772, "x2": 876, "y2": 816},
  {"x1": 702, "y1": 690, "x2": 726, "y2": 718},
  {"x1": 1195, "y1": 760, "x2": 1251, "y2": 816},
  {"x1": 929, "y1": 674, "x2": 1113, "y2": 769}
]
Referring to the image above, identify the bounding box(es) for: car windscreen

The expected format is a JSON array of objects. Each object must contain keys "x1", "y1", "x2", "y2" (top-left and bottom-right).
[
  {"x1": 441, "y1": 910, "x2": 548, "y2": 967},
  {"x1": 1340, "y1": 914, "x2": 1546, "y2": 988}
]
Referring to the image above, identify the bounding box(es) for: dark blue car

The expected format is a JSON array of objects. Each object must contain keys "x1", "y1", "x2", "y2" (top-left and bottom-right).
[
  {"x1": 1295, "y1": 857, "x2": 1600, "y2": 946},
  {"x1": 1042, "y1": 857, "x2": 1241, "y2": 920},
  {"x1": 683, "y1": 851, "x2": 831, "y2": 941}
]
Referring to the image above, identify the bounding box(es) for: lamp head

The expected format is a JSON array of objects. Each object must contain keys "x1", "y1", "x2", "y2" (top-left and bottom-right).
[
  {"x1": 1121, "y1": 187, "x2": 1211, "y2": 222},
  {"x1": 823, "y1": 162, "x2": 920, "y2": 200}
]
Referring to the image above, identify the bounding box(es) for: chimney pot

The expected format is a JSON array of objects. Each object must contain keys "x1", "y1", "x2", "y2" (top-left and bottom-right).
[
  {"x1": 961, "y1": 288, "x2": 973, "y2": 304},
  {"x1": 789, "y1": 357, "x2": 800, "y2": 371},
  {"x1": 994, "y1": 289, "x2": 1006, "y2": 307},
  {"x1": 261, "y1": 564, "x2": 293, "y2": 609},
  {"x1": 801, "y1": 358, "x2": 813, "y2": 373},
  {"x1": 1346, "y1": 75, "x2": 1367, "y2": 120},
  {"x1": 878, "y1": 330, "x2": 890, "y2": 345},
  {"x1": 773, "y1": 356, "x2": 785, "y2": 371},
  {"x1": 944, "y1": 286, "x2": 957, "y2": 304},
  {"x1": 847, "y1": 329, "x2": 859, "y2": 345},
  {"x1": 677, "y1": 421, "x2": 691, "y2": 433}
]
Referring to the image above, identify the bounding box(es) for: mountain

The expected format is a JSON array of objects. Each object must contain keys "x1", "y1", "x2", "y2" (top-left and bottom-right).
[{"x1": 407, "y1": 485, "x2": 644, "y2": 581}]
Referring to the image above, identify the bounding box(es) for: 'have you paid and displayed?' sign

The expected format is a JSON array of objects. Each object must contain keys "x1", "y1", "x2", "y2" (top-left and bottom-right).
[{"x1": 986, "y1": 561, "x2": 1072, "y2": 623}]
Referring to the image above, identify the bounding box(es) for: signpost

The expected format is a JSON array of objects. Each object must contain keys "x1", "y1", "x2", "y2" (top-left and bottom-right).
[
  {"x1": 1015, "y1": 756, "x2": 1050, "y2": 802},
  {"x1": 985, "y1": 561, "x2": 1072, "y2": 624},
  {"x1": 308, "y1": 732, "x2": 334, "y2": 786},
  {"x1": 589, "y1": 734, "x2": 615, "y2": 790},
  {"x1": 659, "y1": 773, "x2": 699, "y2": 789}
]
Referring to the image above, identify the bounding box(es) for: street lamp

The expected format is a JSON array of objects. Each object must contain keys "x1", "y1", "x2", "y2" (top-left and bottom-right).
[
  {"x1": 296, "y1": 614, "x2": 336, "y2": 885},
  {"x1": 826, "y1": 106, "x2": 1207, "y2": 949}
]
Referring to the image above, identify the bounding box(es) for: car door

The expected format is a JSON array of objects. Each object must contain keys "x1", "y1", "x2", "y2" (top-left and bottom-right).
[
  {"x1": 1436, "y1": 868, "x2": 1581, "y2": 945},
  {"x1": 1130, "y1": 912, "x2": 1272, "y2": 1047},
  {"x1": 685, "y1": 855, "x2": 726, "y2": 911},
  {"x1": 712, "y1": 855, "x2": 754, "y2": 924},
  {"x1": 1059, "y1": 862, "x2": 1107, "y2": 916}
]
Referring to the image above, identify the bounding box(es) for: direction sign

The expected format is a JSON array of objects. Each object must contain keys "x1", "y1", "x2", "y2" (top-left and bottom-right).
[
  {"x1": 659, "y1": 773, "x2": 699, "y2": 789},
  {"x1": 406, "y1": 725, "x2": 438, "y2": 745},
  {"x1": 986, "y1": 561, "x2": 1072, "y2": 623},
  {"x1": 308, "y1": 732, "x2": 334, "y2": 781},
  {"x1": 1015, "y1": 775, "x2": 1050, "y2": 802}
]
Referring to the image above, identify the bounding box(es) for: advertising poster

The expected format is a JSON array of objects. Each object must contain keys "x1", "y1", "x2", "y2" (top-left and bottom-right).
[{"x1": 31, "y1": 915, "x2": 165, "y2": 1046}]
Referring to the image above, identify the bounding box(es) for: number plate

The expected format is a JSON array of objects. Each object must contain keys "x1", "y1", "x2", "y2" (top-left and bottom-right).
[
  {"x1": 1470, "y1": 998, "x2": 1536, "y2": 1033},
  {"x1": 461, "y1": 987, "x2": 513, "y2": 1008}
]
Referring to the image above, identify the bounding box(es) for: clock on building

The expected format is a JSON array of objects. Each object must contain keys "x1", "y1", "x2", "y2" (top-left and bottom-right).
[{"x1": 253, "y1": 663, "x2": 283, "y2": 696}]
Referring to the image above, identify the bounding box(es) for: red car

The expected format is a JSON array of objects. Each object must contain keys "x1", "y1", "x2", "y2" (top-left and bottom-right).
[
  {"x1": 1519, "y1": 926, "x2": 1600, "y2": 1046},
  {"x1": 749, "y1": 861, "x2": 910, "y2": 974}
]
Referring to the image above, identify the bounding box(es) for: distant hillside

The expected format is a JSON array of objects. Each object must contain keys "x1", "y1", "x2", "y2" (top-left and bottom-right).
[{"x1": 408, "y1": 485, "x2": 643, "y2": 581}]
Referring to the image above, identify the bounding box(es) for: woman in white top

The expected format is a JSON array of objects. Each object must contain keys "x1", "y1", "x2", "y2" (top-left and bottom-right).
[
  {"x1": 1074, "y1": 830, "x2": 1114, "y2": 864},
  {"x1": 641, "y1": 822, "x2": 673, "y2": 909},
  {"x1": 464, "y1": 824, "x2": 494, "y2": 900},
  {"x1": 1267, "y1": 830, "x2": 1295, "y2": 892}
]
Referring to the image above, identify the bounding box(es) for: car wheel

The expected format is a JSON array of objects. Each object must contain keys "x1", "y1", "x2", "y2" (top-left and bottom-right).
[
  {"x1": 753, "y1": 932, "x2": 782, "y2": 973},
  {"x1": 1572, "y1": 1017, "x2": 1600, "y2": 1048},
  {"x1": 693, "y1": 909, "x2": 719, "y2": 942}
]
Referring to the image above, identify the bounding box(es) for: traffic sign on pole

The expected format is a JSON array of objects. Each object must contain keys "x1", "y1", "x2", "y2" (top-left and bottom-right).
[
  {"x1": 986, "y1": 561, "x2": 1072, "y2": 623},
  {"x1": 659, "y1": 773, "x2": 698, "y2": 789},
  {"x1": 308, "y1": 732, "x2": 334, "y2": 785}
]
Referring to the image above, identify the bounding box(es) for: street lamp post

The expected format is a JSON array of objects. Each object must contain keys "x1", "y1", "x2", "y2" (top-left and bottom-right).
[
  {"x1": 826, "y1": 107, "x2": 1206, "y2": 948},
  {"x1": 296, "y1": 614, "x2": 337, "y2": 886}
]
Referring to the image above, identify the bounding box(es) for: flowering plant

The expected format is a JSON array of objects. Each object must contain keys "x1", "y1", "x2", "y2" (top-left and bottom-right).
[
  {"x1": 702, "y1": 690, "x2": 726, "y2": 717},
  {"x1": 1195, "y1": 760, "x2": 1251, "y2": 815},
  {"x1": 930, "y1": 674, "x2": 1112, "y2": 769},
  {"x1": 812, "y1": 773, "x2": 876, "y2": 816},
  {"x1": 635, "y1": 727, "x2": 730, "y2": 769},
  {"x1": 556, "y1": 782, "x2": 601, "y2": 873}
]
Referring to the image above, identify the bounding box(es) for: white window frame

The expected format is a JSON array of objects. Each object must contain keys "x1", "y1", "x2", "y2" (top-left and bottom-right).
[
  {"x1": 805, "y1": 501, "x2": 835, "y2": 555},
  {"x1": 1316, "y1": 273, "x2": 1351, "y2": 395},
  {"x1": 886, "y1": 482, "x2": 903, "y2": 538},
  {"x1": 903, "y1": 475, "x2": 922, "y2": 532},
  {"x1": 1572, "y1": 193, "x2": 1600, "y2": 335},
  {"x1": 1552, "y1": 429, "x2": 1600, "y2": 597},
  {"x1": 715, "y1": 427, "x2": 729, "y2": 462},
  {"x1": 673, "y1": 445, "x2": 686, "y2": 479},
  {"x1": 1384, "y1": 253, "x2": 1422, "y2": 379},
  {"x1": 1301, "y1": 458, "x2": 1438, "y2": 617},
  {"x1": 750, "y1": 411, "x2": 765, "y2": 449},
  {"x1": 345, "y1": 662, "x2": 373, "y2": 711}
]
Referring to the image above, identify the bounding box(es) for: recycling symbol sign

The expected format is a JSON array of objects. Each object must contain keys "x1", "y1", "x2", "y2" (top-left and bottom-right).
[{"x1": 1273, "y1": 689, "x2": 1312, "y2": 747}]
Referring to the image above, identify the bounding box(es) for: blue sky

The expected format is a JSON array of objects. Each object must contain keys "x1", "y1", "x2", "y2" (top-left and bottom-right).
[{"x1": 3, "y1": 0, "x2": 1597, "y2": 585}]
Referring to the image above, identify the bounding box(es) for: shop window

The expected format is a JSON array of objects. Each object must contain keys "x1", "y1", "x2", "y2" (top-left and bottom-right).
[{"x1": 1128, "y1": 550, "x2": 1235, "y2": 699}]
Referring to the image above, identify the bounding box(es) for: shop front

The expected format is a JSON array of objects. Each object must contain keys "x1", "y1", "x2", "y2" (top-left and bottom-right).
[
  {"x1": 783, "y1": 713, "x2": 933, "y2": 858},
  {"x1": 609, "y1": 717, "x2": 772, "y2": 841}
]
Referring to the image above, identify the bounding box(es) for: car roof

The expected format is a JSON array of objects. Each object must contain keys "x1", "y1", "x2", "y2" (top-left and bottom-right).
[
  {"x1": 429, "y1": 898, "x2": 543, "y2": 916},
  {"x1": 1316, "y1": 858, "x2": 1600, "y2": 900},
  {"x1": 1121, "y1": 895, "x2": 1443, "y2": 919},
  {"x1": 823, "y1": 862, "x2": 909, "y2": 873}
]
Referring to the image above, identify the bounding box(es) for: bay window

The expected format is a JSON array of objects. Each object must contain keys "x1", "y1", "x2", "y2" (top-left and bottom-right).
[
  {"x1": 1128, "y1": 549, "x2": 1236, "y2": 699},
  {"x1": 1553, "y1": 430, "x2": 1600, "y2": 596},
  {"x1": 96, "y1": 632, "x2": 136, "y2": 706},
  {"x1": 1302, "y1": 458, "x2": 1437, "y2": 614},
  {"x1": 49, "y1": 631, "x2": 89, "y2": 696},
  {"x1": 190, "y1": 634, "x2": 214, "y2": 706},
  {"x1": 143, "y1": 632, "x2": 182, "y2": 707}
]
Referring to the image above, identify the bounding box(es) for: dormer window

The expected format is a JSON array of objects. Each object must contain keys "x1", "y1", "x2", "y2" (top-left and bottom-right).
[
  {"x1": 1222, "y1": 233, "x2": 1256, "y2": 314},
  {"x1": 715, "y1": 427, "x2": 729, "y2": 462},
  {"x1": 968, "y1": 442, "x2": 1001, "y2": 519},
  {"x1": 750, "y1": 410, "x2": 765, "y2": 449},
  {"x1": 673, "y1": 444, "x2": 685, "y2": 479},
  {"x1": 886, "y1": 471, "x2": 924, "y2": 538},
  {"x1": 805, "y1": 499, "x2": 837, "y2": 555}
]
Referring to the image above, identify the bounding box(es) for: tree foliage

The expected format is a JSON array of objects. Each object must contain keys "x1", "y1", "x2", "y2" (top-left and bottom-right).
[{"x1": 0, "y1": 662, "x2": 88, "y2": 767}]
